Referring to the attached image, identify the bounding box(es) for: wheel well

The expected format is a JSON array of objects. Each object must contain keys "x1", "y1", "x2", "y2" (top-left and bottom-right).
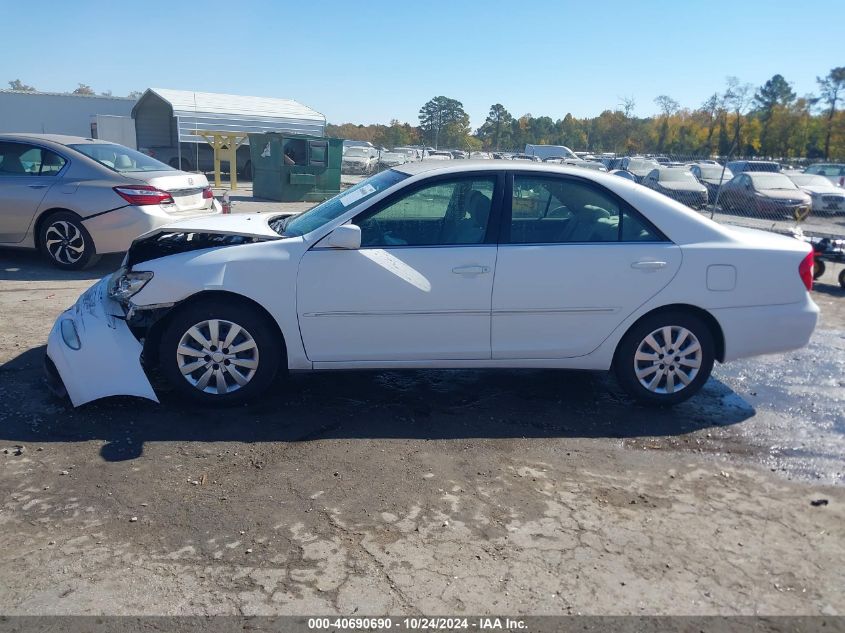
[
  {"x1": 616, "y1": 304, "x2": 725, "y2": 363},
  {"x1": 142, "y1": 290, "x2": 288, "y2": 369},
  {"x1": 33, "y1": 208, "x2": 82, "y2": 250}
]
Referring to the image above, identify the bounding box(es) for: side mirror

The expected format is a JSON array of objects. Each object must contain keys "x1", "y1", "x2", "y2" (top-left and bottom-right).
[{"x1": 326, "y1": 223, "x2": 361, "y2": 249}]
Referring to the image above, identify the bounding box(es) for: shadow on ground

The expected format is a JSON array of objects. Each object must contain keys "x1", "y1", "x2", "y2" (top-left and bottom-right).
[
  {"x1": 0, "y1": 346, "x2": 754, "y2": 462},
  {"x1": 0, "y1": 249, "x2": 123, "y2": 282}
]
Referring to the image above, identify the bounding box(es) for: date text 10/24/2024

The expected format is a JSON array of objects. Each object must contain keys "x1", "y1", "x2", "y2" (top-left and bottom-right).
[{"x1": 307, "y1": 617, "x2": 527, "y2": 630}]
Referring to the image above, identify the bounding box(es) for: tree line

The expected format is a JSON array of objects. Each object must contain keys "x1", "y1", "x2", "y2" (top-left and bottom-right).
[
  {"x1": 7, "y1": 80, "x2": 142, "y2": 98},
  {"x1": 327, "y1": 68, "x2": 845, "y2": 160}
]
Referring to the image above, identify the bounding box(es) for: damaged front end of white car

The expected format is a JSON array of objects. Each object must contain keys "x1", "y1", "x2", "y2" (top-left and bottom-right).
[
  {"x1": 45, "y1": 272, "x2": 160, "y2": 407},
  {"x1": 45, "y1": 220, "x2": 281, "y2": 407}
]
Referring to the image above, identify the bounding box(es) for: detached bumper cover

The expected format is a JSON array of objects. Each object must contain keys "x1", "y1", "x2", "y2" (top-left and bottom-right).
[{"x1": 45, "y1": 277, "x2": 158, "y2": 407}]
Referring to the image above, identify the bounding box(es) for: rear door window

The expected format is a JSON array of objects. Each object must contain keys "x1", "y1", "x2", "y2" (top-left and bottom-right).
[
  {"x1": 505, "y1": 175, "x2": 665, "y2": 244},
  {"x1": 0, "y1": 142, "x2": 66, "y2": 176}
]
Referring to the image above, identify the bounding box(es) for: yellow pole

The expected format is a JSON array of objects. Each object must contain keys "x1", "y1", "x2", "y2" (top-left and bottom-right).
[
  {"x1": 194, "y1": 131, "x2": 248, "y2": 191},
  {"x1": 213, "y1": 136, "x2": 222, "y2": 188}
]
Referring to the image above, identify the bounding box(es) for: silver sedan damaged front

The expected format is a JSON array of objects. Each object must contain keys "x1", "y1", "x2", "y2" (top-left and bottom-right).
[{"x1": 45, "y1": 275, "x2": 159, "y2": 407}]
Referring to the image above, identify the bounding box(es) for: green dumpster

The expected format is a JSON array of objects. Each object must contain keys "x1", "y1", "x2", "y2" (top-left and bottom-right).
[{"x1": 249, "y1": 133, "x2": 343, "y2": 202}]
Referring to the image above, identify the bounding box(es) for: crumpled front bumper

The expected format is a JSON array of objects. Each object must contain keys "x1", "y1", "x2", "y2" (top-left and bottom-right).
[{"x1": 45, "y1": 277, "x2": 159, "y2": 407}]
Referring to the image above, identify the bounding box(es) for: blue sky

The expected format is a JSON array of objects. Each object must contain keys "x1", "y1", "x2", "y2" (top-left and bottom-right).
[{"x1": 2, "y1": 0, "x2": 843, "y2": 129}]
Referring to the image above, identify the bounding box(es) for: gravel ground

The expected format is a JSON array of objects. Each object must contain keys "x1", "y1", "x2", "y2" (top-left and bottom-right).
[{"x1": 0, "y1": 235, "x2": 843, "y2": 616}]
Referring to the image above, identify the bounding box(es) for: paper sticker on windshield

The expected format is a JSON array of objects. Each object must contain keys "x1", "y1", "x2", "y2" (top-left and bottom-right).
[{"x1": 340, "y1": 183, "x2": 377, "y2": 207}]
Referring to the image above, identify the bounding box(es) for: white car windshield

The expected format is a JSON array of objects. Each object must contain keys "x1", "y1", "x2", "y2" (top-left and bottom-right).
[
  {"x1": 271, "y1": 169, "x2": 408, "y2": 237},
  {"x1": 70, "y1": 143, "x2": 174, "y2": 173},
  {"x1": 627, "y1": 159, "x2": 659, "y2": 171},
  {"x1": 660, "y1": 169, "x2": 697, "y2": 182},
  {"x1": 698, "y1": 165, "x2": 732, "y2": 180},
  {"x1": 749, "y1": 173, "x2": 798, "y2": 189},
  {"x1": 344, "y1": 148, "x2": 369, "y2": 157}
]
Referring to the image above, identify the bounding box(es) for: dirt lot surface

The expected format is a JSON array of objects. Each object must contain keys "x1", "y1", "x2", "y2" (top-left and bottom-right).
[{"x1": 0, "y1": 239, "x2": 843, "y2": 616}]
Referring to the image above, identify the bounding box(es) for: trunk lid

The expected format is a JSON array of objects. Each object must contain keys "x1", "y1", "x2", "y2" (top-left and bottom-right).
[
  {"x1": 723, "y1": 225, "x2": 812, "y2": 254},
  {"x1": 130, "y1": 171, "x2": 214, "y2": 213}
]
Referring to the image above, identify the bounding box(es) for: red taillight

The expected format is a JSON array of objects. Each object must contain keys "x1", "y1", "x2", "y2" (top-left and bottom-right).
[
  {"x1": 798, "y1": 251, "x2": 814, "y2": 292},
  {"x1": 114, "y1": 185, "x2": 174, "y2": 206},
  {"x1": 202, "y1": 186, "x2": 213, "y2": 199}
]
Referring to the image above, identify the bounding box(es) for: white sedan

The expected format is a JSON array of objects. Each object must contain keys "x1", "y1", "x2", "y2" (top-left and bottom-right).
[{"x1": 46, "y1": 162, "x2": 819, "y2": 407}]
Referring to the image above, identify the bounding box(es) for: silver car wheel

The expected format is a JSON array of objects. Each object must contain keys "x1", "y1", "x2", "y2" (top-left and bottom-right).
[
  {"x1": 633, "y1": 326, "x2": 702, "y2": 395},
  {"x1": 44, "y1": 221, "x2": 85, "y2": 265},
  {"x1": 176, "y1": 319, "x2": 259, "y2": 395}
]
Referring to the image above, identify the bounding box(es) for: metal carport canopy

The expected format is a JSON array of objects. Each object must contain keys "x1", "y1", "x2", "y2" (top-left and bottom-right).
[{"x1": 143, "y1": 88, "x2": 326, "y2": 144}]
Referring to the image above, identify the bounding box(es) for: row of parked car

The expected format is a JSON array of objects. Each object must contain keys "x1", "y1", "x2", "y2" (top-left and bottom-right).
[
  {"x1": 340, "y1": 142, "x2": 845, "y2": 219},
  {"x1": 341, "y1": 144, "x2": 615, "y2": 174},
  {"x1": 606, "y1": 157, "x2": 845, "y2": 218}
]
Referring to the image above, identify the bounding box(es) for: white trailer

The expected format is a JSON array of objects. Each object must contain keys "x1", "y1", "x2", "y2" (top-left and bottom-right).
[{"x1": 89, "y1": 114, "x2": 137, "y2": 148}]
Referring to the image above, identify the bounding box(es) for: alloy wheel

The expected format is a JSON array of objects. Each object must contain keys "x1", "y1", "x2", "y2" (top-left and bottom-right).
[
  {"x1": 44, "y1": 221, "x2": 85, "y2": 265},
  {"x1": 176, "y1": 319, "x2": 259, "y2": 395},
  {"x1": 633, "y1": 325, "x2": 702, "y2": 395}
]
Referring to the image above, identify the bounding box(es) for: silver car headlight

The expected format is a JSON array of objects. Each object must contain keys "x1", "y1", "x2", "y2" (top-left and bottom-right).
[{"x1": 108, "y1": 268, "x2": 154, "y2": 302}]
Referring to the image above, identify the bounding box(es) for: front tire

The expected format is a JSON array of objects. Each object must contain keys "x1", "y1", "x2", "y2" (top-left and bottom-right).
[
  {"x1": 614, "y1": 311, "x2": 715, "y2": 406},
  {"x1": 159, "y1": 299, "x2": 283, "y2": 406},
  {"x1": 39, "y1": 212, "x2": 100, "y2": 270}
]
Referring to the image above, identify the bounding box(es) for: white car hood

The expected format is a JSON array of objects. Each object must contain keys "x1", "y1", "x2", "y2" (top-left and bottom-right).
[
  {"x1": 801, "y1": 185, "x2": 841, "y2": 195},
  {"x1": 145, "y1": 213, "x2": 283, "y2": 239}
]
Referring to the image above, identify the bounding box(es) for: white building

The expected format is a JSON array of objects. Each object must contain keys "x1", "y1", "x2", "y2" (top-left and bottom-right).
[{"x1": 0, "y1": 90, "x2": 136, "y2": 138}]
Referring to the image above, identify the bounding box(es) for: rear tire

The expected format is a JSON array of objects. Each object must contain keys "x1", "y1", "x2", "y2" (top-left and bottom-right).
[
  {"x1": 614, "y1": 311, "x2": 715, "y2": 406},
  {"x1": 38, "y1": 211, "x2": 100, "y2": 270},
  {"x1": 159, "y1": 299, "x2": 283, "y2": 406},
  {"x1": 838, "y1": 269, "x2": 845, "y2": 289},
  {"x1": 813, "y1": 259, "x2": 825, "y2": 280}
]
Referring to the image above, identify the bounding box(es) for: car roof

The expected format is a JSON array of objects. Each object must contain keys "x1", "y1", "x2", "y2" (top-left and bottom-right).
[
  {"x1": 393, "y1": 159, "x2": 635, "y2": 180},
  {"x1": 0, "y1": 133, "x2": 116, "y2": 146}
]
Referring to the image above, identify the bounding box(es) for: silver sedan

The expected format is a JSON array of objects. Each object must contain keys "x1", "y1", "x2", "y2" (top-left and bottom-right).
[{"x1": 0, "y1": 133, "x2": 221, "y2": 269}]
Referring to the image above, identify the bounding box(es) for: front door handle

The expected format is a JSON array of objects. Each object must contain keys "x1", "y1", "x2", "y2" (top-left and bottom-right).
[
  {"x1": 28, "y1": 184, "x2": 48, "y2": 189},
  {"x1": 631, "y1": 260, "x2": 667, "y2": 270},
  {"x1": 452, "y1": 265, "x2": 490, "y2": 275}
]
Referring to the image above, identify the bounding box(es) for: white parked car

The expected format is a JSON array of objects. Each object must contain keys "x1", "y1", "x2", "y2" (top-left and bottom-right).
[
  {"x1": 378, "y1": 152, "x2": 407, "y2": 168},
  {"x1": 787, "y1": 173, "x2": 845, "y2": 215},
  {"x1": 425, "y1": 151, "x2": 453, "y2": 161},
  {"x1": 341, "y1": 147, "x2": 377, "y2": 174},
  {"x1": 392, "y1": 147, "x2": 420, "y2": 162},
  {"x1": 46, "y1": 162, "x2": 818, "y2": 408}
]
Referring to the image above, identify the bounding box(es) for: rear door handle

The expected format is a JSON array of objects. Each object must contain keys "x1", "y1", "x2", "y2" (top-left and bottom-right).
[
  {"x1": 28, "y1": 184, "x2": 48, "y2": 189},
  {"x1": 631, "y1": 260, "x2": 667, "y2": 270},
  {"x1": 452, "y1": 265, "x2": 490, "y2": 275}
]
